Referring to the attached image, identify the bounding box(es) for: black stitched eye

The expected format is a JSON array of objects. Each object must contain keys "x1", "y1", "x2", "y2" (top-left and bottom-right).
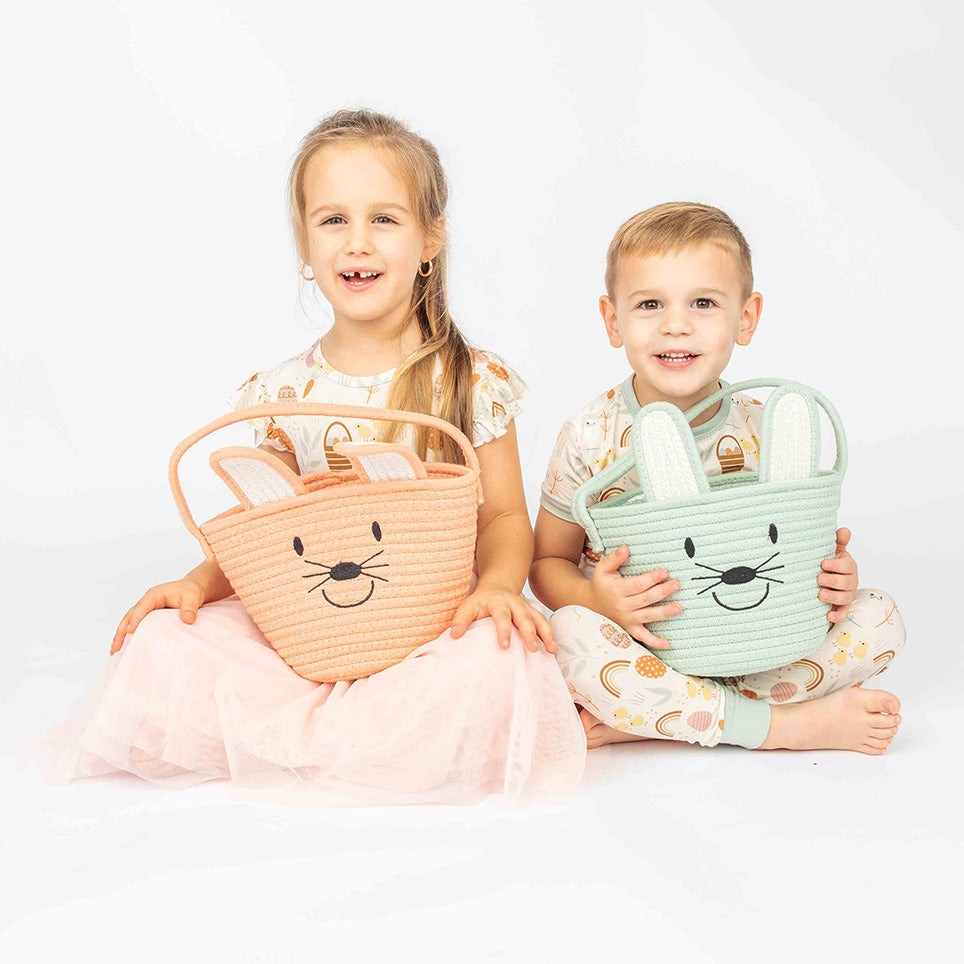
[
  {"x1": 372, "y1": 522, "x2": 382, "y2": 542},
  {"x1": 684, "y1": 537, "x2": 695, "y2": 558},
  {"x1": 769, "y1": 524, "x2": 778, "y2": 544},
  {"x1": 293, "y1": 536, "x2": 304, "y2": 556}
]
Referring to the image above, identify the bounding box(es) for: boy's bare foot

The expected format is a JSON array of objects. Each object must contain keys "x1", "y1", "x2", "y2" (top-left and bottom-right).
[
  {"x1": 579, "y1": 707, "x2": 649, "y2": 749},
  {"x1": 758, "y1": 686, "x2": 901, "y2": 754}
]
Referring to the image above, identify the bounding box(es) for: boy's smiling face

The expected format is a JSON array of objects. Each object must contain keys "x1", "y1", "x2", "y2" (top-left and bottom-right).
[{"x1": 600, "y1": 242, "x2": 763, "y2": 416}]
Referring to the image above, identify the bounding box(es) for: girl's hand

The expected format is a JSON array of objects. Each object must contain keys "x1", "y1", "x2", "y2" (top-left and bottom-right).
[
  {"x1": 820, "y1": 527, "x2": 859, "y2": 624},
  {"x1": 450, "y1": 582, "x2": 557, "y2": 653},
  {"x1": 588, "y1": 545, "x2": 679, "y2": 650},
  {"x1": 110, "y1": 578, "x2": 205, "y2": 655}
]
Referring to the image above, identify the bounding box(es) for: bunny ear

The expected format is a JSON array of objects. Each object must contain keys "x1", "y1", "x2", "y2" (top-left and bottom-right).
[
  {"x1": 209, "y1": 447, "x2": 307, "y2": 509},
  {"x1": 758, "y1": 385, "x2": 820, "y2": 482},
  {"x1": 334, "y1": 442, "x2": 428, "y2": 483},
  {"x1": 632, "y1": 403, "x2": 709, "y2": 501}
]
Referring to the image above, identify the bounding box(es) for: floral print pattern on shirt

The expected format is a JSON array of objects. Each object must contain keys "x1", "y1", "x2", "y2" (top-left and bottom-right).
[{"x1": 227, "y1": 341, "x2": 529, "y2": 474}]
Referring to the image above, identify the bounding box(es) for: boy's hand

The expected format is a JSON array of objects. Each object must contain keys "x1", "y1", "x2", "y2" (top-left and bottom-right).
[
  {"x1": 589, "y1": 545, "x2": 680, "y2": 649},
  {"x1": 450, "y1": 582, "x2": 557, "y2": 654},
  {"x1": 819, "y1": 526, "x2": 859, "y2": 624},
  {"x1": 110, "y1": 578, "x2": 206, "y2": 655}
]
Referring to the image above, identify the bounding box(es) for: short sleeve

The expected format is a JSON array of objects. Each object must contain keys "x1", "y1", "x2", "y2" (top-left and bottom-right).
[
  {"x1": 469, "y1": 350, "x2": 530, "y2": 446},
  {"x1": 539, "y1": 418, "x2": 590, "y2": 524},
  {"x1": 226, "y1": 372, "x2": 291, "y2": 454}
]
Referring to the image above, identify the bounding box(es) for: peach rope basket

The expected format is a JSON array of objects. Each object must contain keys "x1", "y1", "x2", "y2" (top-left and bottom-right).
[{"x1": 169, "y1": 403, "x2": 483, "y2": 682}]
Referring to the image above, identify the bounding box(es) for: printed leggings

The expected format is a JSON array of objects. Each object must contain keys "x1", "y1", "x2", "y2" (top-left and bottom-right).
[{"x1": 551, "y1": 588, "x2": 906, "y2": 749}]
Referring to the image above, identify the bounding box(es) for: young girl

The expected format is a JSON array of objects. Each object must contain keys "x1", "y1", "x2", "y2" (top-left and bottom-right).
[{"x1": 50, "y1": 109, "x2": 586, "y2": 805}]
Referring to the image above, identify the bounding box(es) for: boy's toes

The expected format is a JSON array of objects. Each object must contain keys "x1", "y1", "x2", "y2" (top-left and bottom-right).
[
  {"x1": 861, "y1": 688, "x2": 901, "y2": 715},
  {"x1": 870, "y1": 714, "x2": 901, "y2": 731},
  {"x1": 860, "y1": 743, "x2": 888, "y2": 756}
]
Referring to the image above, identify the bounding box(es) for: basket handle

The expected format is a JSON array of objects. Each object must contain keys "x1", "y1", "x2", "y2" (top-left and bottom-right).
[
  {"x1": 169, "y1": 403, "x2": 483, "y2": 560},
  {"x1": 682, "y1": 377, "x2": 847, "y2": 475},
  {"x1": 571, "y1": 378, "x2": 847, "y2": 550}
]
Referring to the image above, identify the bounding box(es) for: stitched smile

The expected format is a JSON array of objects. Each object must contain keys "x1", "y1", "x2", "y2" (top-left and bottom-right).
[
  {"x1": 321, "y1": 580, "x2": 376, "y2": 608},
  {"x1": 712, "y1": 583, "x2": 770, "y2": 612}
]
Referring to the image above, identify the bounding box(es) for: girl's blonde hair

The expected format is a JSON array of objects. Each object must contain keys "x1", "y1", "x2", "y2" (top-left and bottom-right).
[
  {"x1": 605, "y1": 202, "x2": 753, "y2": 301},
  {"x1": 288, "y1": 109, "x2": 473, "y2": 464}
]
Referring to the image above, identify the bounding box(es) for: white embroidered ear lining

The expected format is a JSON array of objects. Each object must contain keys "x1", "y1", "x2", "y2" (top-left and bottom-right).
[
  {"x1": 639, "y1": 410, "x2": 702, "y2": 500},
  {"x1": 768, "y1": 393, "x2": 814, "y2": 482},
  {"x1": 219, "y1": 457, "x2": 298, "y2": 507},
  {"x1": 357, "y1": 451, "x2": 421, "y2": 482}
]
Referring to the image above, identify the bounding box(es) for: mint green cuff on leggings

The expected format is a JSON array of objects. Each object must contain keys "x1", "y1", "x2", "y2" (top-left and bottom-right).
[{"x1": 720, "y1": 690, "x2": 772, "y2": 749}]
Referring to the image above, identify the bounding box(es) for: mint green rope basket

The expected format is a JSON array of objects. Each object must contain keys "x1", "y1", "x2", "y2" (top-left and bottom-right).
[{"x1": 571, "y1": 379, "x2": 847, "y2": 677}]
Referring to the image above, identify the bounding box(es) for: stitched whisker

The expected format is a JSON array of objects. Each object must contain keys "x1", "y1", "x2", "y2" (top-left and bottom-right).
[
  {"x1": 755, "y1": 565, "x2": 785, "y2": 575},
  {"x1": 306, "y1": 577, "x2": 332, "y2": 592},
  {"x1": 697, "y1": 580, "x2": 724, "y2": 595},
  {"x1": 359, "y1": 550, "x2": 384, "y2": 567},
  {"x1": 362, "y1": 573, "x2": 390, "y2": 583},
  {"x1": 753, "y1": 552, "x2": 780, "y2": 572},
  {"x1": 754, "y1": 574, "x2": 784, "y2": 584},
  {"x1": 303, "y1": 559, "x2": 331, "y2": 570},
  {"x1": 694, "y1": 562, "x2": 725, "y2": 574},
  {"x1": 692, "y1": 575, "x2": 725, "y2": 581}
]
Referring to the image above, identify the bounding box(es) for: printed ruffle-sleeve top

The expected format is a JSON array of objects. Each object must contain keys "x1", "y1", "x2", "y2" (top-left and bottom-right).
[
  {"x1": 540, "y1": 375, "x2": 765, "y2": 578},
  {"x1": 227, "y1": 340, "x2": 529, "y2": 474}
]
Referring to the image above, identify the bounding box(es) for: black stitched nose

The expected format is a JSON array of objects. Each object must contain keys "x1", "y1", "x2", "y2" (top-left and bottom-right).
[
  {"x1": 722, "y1": 566, "x2": 757, "y2": 585},
  {"x1": 331, "y1": 562, "x2": 362, "y2": 581}
]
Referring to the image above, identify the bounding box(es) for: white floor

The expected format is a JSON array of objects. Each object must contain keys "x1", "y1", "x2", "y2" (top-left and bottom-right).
[{"x1": 4, "y1": 534, "x2": 956, "y2": 963}]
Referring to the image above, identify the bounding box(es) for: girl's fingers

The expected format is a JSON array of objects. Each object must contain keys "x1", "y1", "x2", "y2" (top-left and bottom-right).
[
  {"x1": 516, "y1": 613, "x2": 539, "y2": 652},
  {"x1": 111, "y1": 607, "x2": 136, "y2": 653},
  {"x1": 494, "y1": 607, "x2": 513, "y2": 649},
  {"x1": 121, "y1": 598, "x2": 153, "y2": 641},
  {"x1": 449, "y1": 601, "x2": 477, "y2": 638},
  {"x1": 507, "y1": 602, "x2": 539, "y2": 652},
  {"x1": 533, "y1": 610, "x2": 556, "y2": 653}
]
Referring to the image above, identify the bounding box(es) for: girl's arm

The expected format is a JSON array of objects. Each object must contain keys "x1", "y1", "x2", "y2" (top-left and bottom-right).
[{"x1": 448, "y1": 421, "x2": 555, "y2": 653}]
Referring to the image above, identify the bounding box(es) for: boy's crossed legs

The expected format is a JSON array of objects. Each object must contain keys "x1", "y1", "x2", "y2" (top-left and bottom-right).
[{"x1": 552, "y1": 588, "x2": 905, "y2": 753}]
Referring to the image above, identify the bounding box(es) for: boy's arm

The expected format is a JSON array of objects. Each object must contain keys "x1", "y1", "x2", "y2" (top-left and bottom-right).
[
  {"x1": 530, "y1": 507, "x2": 679, "y2": 649},
  {"x1": 530, "y1": 508, "x2": 598, "y2": 613}
]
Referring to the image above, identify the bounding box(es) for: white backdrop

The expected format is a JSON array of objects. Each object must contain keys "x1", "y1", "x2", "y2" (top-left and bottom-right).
[{"x1": 3, "y1": 2, "x2": 961, "y2": 961}]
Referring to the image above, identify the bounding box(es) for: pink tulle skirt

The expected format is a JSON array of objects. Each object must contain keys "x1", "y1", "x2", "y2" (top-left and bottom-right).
[{"x1": 46, "y1": 599, "x2": 586, "y2": 805}]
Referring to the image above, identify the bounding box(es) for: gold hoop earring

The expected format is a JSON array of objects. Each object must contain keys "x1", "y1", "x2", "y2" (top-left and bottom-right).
[
  {"x1": 417, "y1": 260, "x2": 434, "y2": 278},
  {"x1": 301, "y1": 263, "x2": 315, "y2": 281}
]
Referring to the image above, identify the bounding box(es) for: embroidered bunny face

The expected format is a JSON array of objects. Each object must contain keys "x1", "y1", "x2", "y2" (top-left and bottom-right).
[
  {"x1": 292, "y1": 520, "x2": 389, "y2": 609},
  {"x1": 683, "y1": 522, "x2": 784, "y2": 612},
  {"x1": 573, "y1": 380, "x2": 846, "y2": 677}
]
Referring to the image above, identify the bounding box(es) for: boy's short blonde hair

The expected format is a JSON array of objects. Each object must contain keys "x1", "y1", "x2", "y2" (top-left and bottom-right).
[{"x1": 605, "y1": 202, "x2": 753, "y2": 301}]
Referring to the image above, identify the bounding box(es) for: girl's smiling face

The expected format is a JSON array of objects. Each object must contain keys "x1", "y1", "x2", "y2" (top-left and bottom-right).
[
  {"x1": 600, "y1": 243, "x2": 763, "y2": 410},
  {"x1": 301, "y1": 144, "x2": 441, "y2": 330}
]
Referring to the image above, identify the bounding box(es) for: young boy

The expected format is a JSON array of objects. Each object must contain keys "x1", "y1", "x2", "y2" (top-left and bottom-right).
[{"x1": 530, "y1": 202, "x2": 905, "y2": 753}]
